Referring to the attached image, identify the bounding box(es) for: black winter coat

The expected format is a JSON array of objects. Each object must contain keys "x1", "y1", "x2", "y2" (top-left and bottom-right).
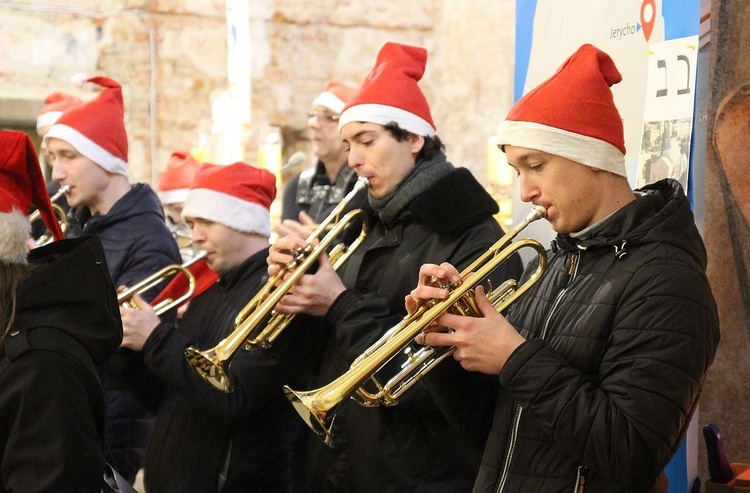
[
  {"x1": 474, "y1": 179, "x2": 720, "y2": 492},
  {"x1": 138, "y1": 249, "x2": 327, "y2": 493},
  {"x1": 307, "y1": 166, "x2": 524, "y2": 493},
  {"x1": 66, "y1": 183, "x2": 181, "y2": 482},
  {"x1": 0, "y1": 236, "x2": 122, "y2": 492}
]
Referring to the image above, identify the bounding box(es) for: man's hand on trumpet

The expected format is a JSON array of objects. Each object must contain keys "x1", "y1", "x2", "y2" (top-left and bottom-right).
[
  {"x1": 405, "y1": 262, "x2": 526, "y2": 375},
  {"x1": 266, "y1": 235, "x2": 346, "y2": 317},
  {"x1": 119, "y1": 291, "x2": 160, "y2": 351}
]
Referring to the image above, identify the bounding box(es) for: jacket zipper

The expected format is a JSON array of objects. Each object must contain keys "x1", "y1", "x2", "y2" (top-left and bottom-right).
[{"x1": 496, "y1": 251, "x2": 581, "y2": 493}]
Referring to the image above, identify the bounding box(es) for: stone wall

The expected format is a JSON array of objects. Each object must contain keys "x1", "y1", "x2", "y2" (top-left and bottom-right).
[{"x1": 0, "y1": 0, "x2": 516, "y2": 190}]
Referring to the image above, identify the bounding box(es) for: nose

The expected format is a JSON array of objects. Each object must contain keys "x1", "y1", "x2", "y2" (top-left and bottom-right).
[
  {"x1": 518, "y1": 175, "x2": 539, "y2": 204},
  {"x1": 347, "y1": 147, "x2": 362, "y2": 169},
  {"x1": 191, "y1": 223, "x2": 206, "y2": 245},
  {"x1": 307, "y1": 114, "x2": 321, "y2": 130},
  {"x1": 50, "y1": 157, "x2": 64, "y2": 182}
]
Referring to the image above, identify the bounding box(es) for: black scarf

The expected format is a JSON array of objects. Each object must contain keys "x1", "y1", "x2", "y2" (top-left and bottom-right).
[{"x1": 368, "y1": 151, "x2": 454, "y2": 226}]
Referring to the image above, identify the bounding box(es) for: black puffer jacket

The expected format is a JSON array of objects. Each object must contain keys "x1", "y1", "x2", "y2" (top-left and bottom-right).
[
  {"x1": 66, "y1": 183, "x2": 181, "y2": 482},
  {"x1": 474, "y1": 179, "x2": 720, "y2": 492},
  {"x1": 307, "y1": 164, "x2": 524, "y2": 493},
  {"x1": 1, "y1": 236, "x2": 122, "y2": 492}
]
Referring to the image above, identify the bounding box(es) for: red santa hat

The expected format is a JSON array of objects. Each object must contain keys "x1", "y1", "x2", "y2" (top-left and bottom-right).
[
  {"x1": 36, "y1": 91, "x2": 84, "y2": 134},
  {"x1": 312, "y1": 78, "x2": 359, "y2": 114},
  {"x1": 181, "y1": 162, "x2": 277, "y2": 237},
  {"x1": 43, "y1": 76, "x2": 129, "y2": 176},
  {"x1": 497, "y1": 44, "x2": 627, "y2": 177},
  {"x1": 338, "y1": 42, "x2": 436, "y2": 137},
  {"x1": 0, "y1": 130, "x2": 64, "y2": 264},
  {"x1": 157, "y1": 150, "x2": 202, "y2": 205}
]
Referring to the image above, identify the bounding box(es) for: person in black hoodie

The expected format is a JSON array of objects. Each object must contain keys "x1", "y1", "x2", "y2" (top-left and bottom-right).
[
  {"x1": 0, "y1": 130, "x2": 122, "y2": 492},
  {"x1": 408, "y1": 44, "x2": 720, "y2": 493},
  {"x1": 44, "y1": 76, "x2": 181, "y2": 484}
]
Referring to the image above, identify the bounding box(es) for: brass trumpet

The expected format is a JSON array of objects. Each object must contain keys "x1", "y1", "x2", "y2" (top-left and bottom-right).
[
  {"x1": 283, "y1": 205, "x2": 548, "y2": 447},
  {"x1": 185, "y1": 177, "x2": 369, "y2": 393},
  {"x1": 118, "y1": 250, "x2": 208, "y2": 317},
  {"x1": 29, "y1": 185, "x2": 70, "y2": 246}
]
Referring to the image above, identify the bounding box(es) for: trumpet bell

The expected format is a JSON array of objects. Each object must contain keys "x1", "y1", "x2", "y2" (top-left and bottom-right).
[
  {"x1": 283, "y1": 386, "x2": 336, "y2": 447},
  {"x1": 184, "y1": 347, "x2": 232, "y2": 392}
]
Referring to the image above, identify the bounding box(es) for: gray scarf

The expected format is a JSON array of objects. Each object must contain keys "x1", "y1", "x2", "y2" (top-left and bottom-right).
[{"x1": 368, "y1": 151, "x2": 454, "y2": 226}]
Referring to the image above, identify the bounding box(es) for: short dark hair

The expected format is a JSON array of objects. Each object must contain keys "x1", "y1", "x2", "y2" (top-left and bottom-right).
[{"x1": 383, "y1": 122, "x2": 445, "y2": 161}]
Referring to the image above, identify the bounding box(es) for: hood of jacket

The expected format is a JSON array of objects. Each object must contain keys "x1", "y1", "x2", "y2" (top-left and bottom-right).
[
  {"x1": 15, "y1": 235, "x2": 122, "y2": 365},
  {"x1": 551, "y1": 178, "x2": 707, "y2": 269}
]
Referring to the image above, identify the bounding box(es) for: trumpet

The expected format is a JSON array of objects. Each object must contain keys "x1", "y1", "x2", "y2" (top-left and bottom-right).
[
  {"x1": 283, "y1": 205, "x2": 548, "y2": 447},
  {"x1": 185, "y1": 177, "x2": 369, "y2": 393},
  {"x1": 29, "y1": 185, "x2": 70, "y2": 246},
  {"x1": 118, "y1": 250, "x2": 208, "y2": 317}
]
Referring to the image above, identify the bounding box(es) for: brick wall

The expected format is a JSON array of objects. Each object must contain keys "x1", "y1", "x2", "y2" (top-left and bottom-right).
[{"x1": 0, "y1": 0, "x2": 515, "y2": 189}]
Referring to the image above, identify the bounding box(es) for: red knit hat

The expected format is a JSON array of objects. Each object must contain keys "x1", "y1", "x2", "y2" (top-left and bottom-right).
[
  {"x1": 36, "y1": 92, "x2": 84, "y2": 134},
  {"x1": 157, "y1": 150, "x2": 202, "y2": 205},
  {"x1": 181, "y1": 162, "x2": 277, "y2": 237},
  {"x1": 0, "y1": 130, "x2": 64, "y2": 264},
  {"x1": 497, "y1": 44, "x2": 627, "y2": 177},
  {"x1": 338, "y1": 42, "x2": 436, "y2": 136},
  {"x1": 312, "y1": 78, "x2": 359, "y2": 114},
  {"x1": 43, "y1": 76, "x2": 129, "y2": 176}
]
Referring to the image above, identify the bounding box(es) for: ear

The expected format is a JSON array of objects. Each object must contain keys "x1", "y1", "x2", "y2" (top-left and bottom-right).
[{"x1": 409, "y1": 133, "x2": 425, "y2": 154}]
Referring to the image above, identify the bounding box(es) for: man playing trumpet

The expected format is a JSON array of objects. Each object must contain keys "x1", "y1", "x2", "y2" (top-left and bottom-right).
[
  {"x1": 268, "y1": 42, "x2": 523, "y2": 492},
  {"x1": 406, "y1": 44, "x2": 719, "y2": 492},
  {"x1": 120, "y1": 162, "x2": 326, "y2": 493}
]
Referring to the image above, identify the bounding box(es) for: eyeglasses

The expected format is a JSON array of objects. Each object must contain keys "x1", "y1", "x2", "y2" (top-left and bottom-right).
[{"x1": 307, "y1": 111, "x2": 340, "y2": 123}]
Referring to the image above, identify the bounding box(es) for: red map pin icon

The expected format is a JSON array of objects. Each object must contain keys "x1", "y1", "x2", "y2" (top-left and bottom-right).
[{"x1": 641, "y1": 0, "x2": 656, "y2": 42}]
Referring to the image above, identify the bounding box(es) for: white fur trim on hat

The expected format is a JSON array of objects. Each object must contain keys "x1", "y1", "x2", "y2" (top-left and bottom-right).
[
  {"x1": 181, "y1": 188, "x2": 271, "y2": 237},
  {"x1": 338, "y1": 103, "x2": 436, "y2": 137},
  {"x1": 158, "y1": 188, "x2": 189, "y2": 205},
  {"x1": 312, "y1": 91, "x2": 346, "y2": 114},
  {"x1": 44, "y1": 124, "x2": 128, "y2": 176},
  {"x1": 497, "y1": 120, "x2": 627, "y2": 178},
  {"x1": 36, "y1": 111, "x2": 63, "y2": 133},
  {"x1": 0, "y1": 210, "x2": 31, "y2": 264}
]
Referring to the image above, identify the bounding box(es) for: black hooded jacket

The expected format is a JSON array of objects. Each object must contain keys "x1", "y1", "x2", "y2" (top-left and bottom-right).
[
  {"x1": 0, "y1": 236, "x2": 122, "y2": 492},
  {"x1": 474, "y1": 179, "x2": 720, "y2": 492}
]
